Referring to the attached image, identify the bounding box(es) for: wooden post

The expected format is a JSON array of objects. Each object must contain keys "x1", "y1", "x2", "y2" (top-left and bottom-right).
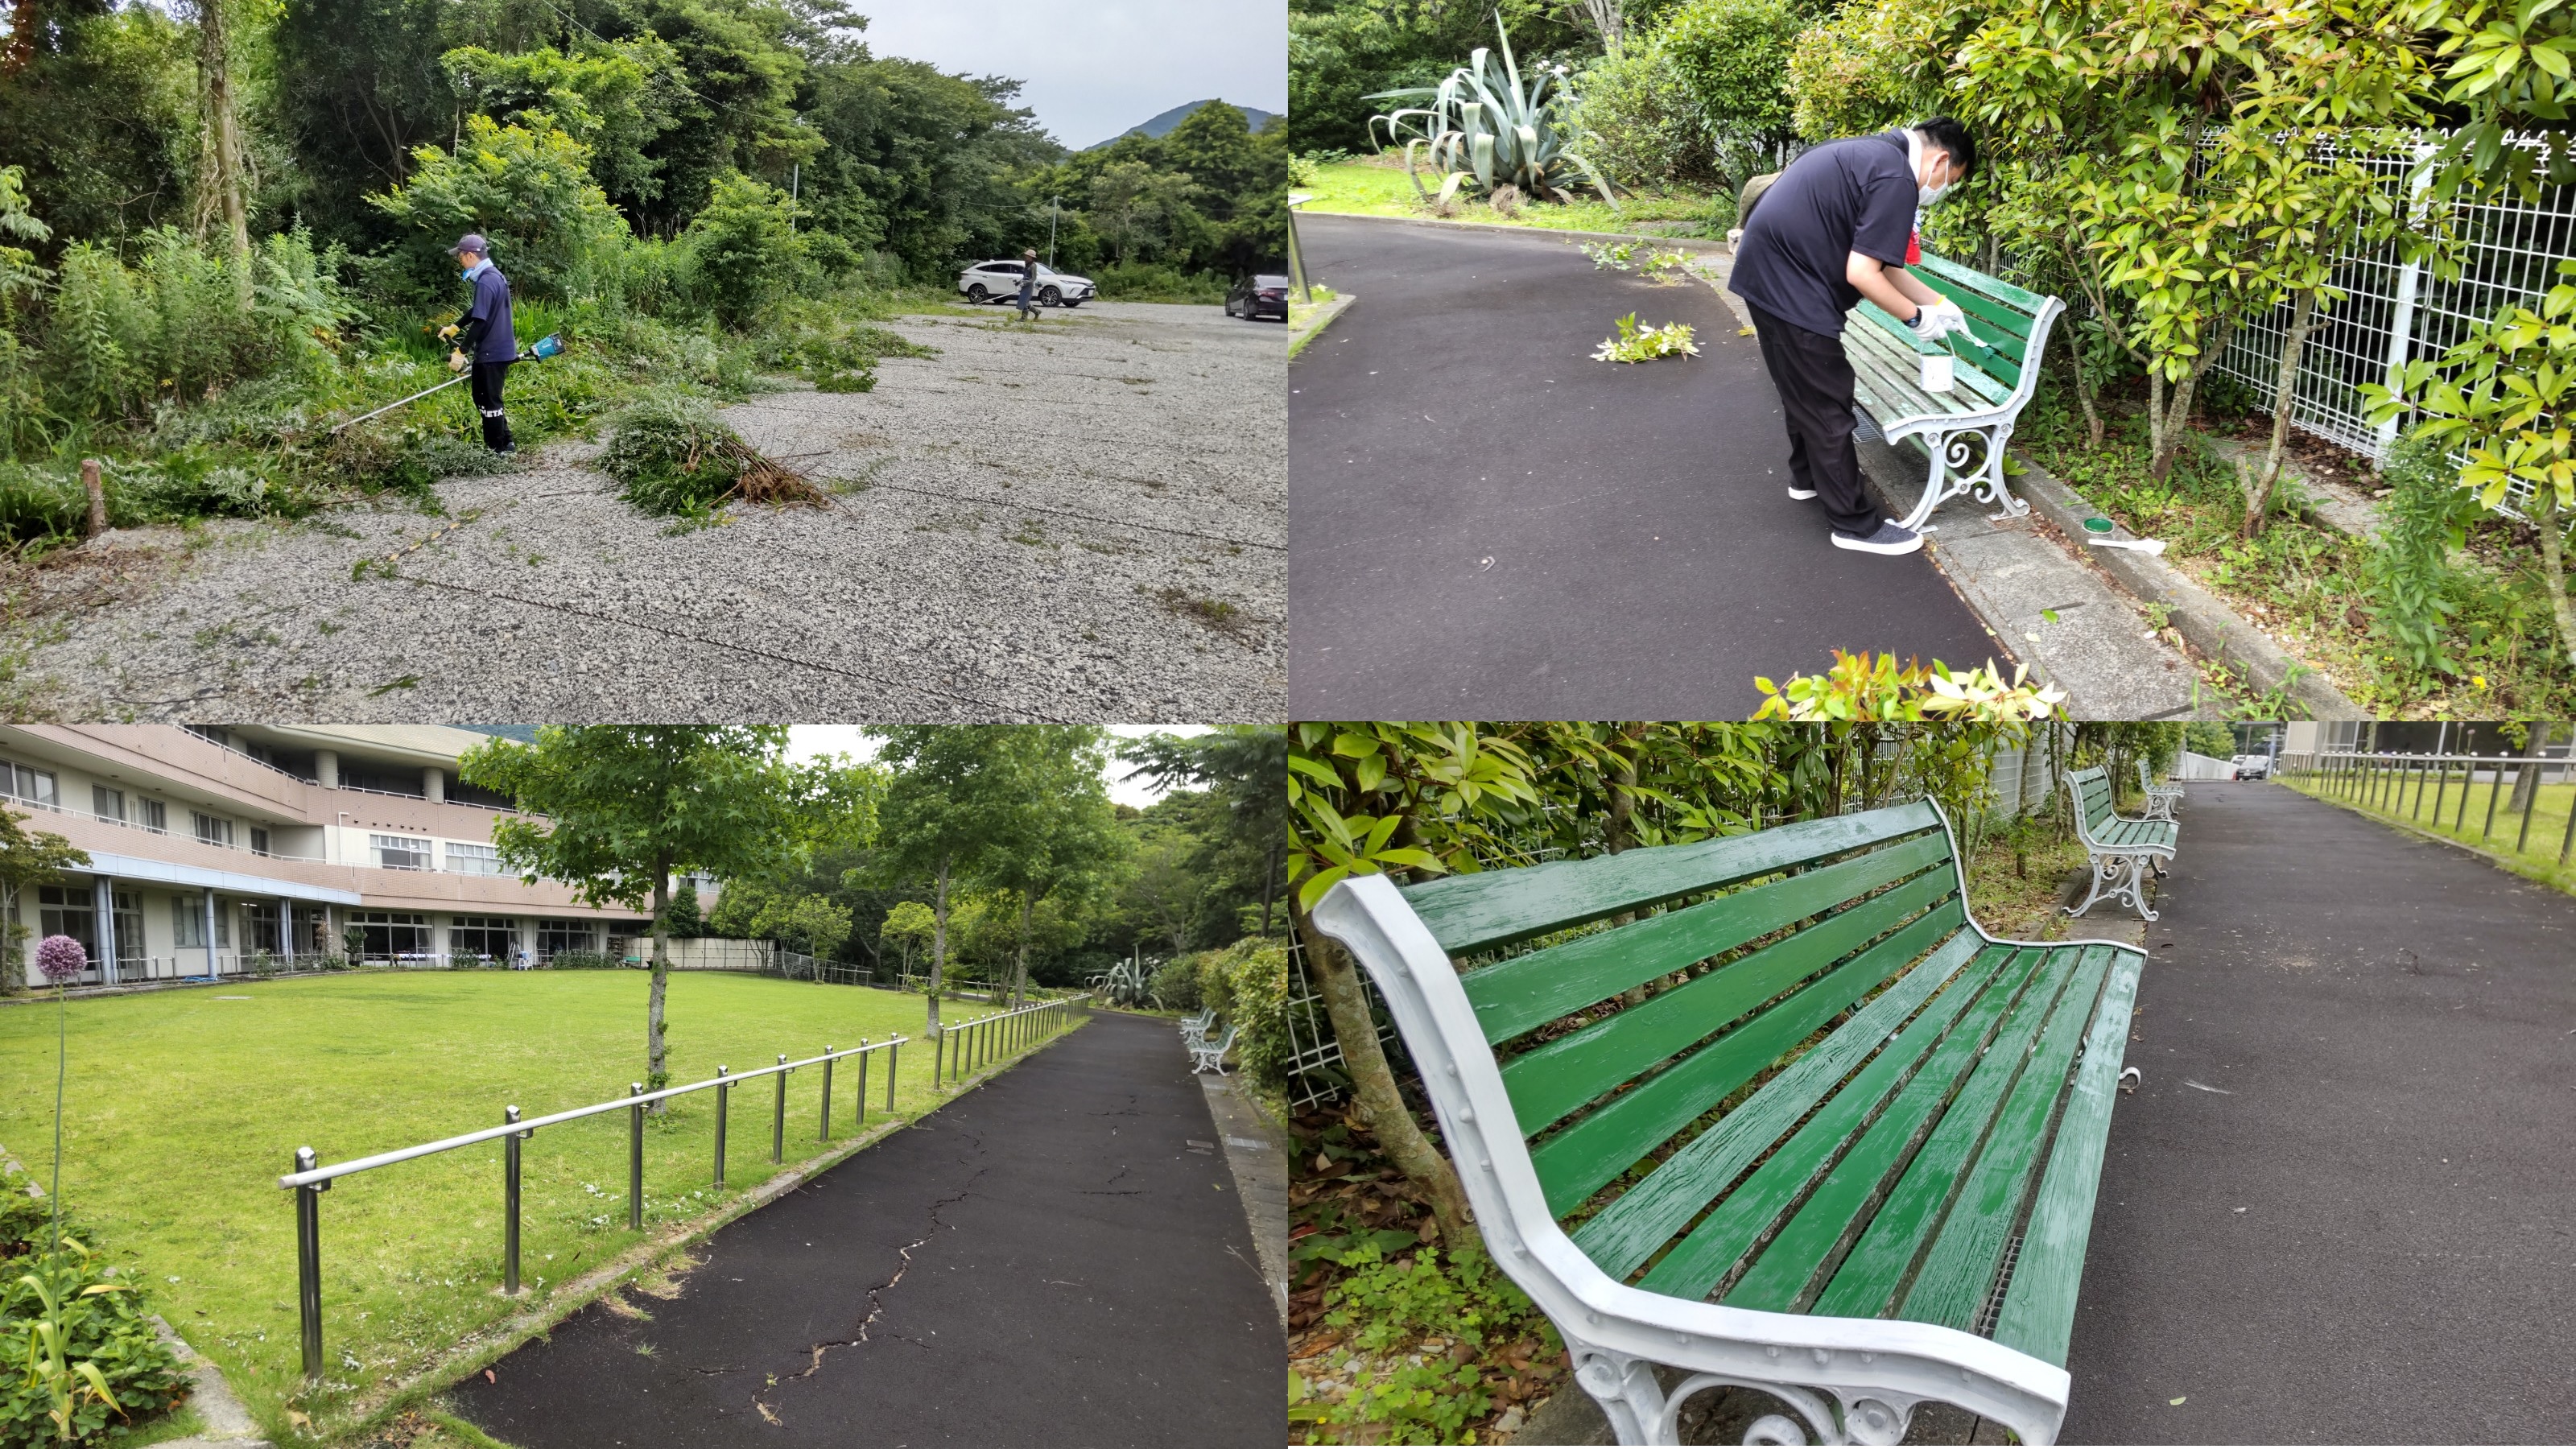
[{"x1": 82, "y1": 459, "x2": 105, "y2": 537}]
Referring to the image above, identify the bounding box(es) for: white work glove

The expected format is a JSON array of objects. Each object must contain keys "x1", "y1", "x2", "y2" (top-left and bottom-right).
[{"x1": 1911, "y1": 299, "x2": 1980, "y2": 345}]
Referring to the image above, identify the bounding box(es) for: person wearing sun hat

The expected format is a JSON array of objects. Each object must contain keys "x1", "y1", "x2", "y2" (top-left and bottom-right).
[{"x1": 435, "y1": 233, "x2": 518, "y2": 453}]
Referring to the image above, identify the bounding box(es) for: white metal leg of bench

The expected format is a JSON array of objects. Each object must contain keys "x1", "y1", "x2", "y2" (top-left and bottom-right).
[
  {"x1": 1889, "y1": 421, "x2": 2028, "y2": 533},
  {"x1": 2067, "y1": 851, "x2": 2159, "y2": 922}
]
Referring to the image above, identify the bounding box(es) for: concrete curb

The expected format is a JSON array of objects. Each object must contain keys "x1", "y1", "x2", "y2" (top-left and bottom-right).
[
  {"x1": 1199, "y1": 1072, "x2": 1289, "y2": 1329},
  {"x1": 1287, "y1": 292, "x2": 1356, "y2": 361},
  {"x1": 151, "y1": 1315, "x2": 274, "y2": 1447},
  {"x1": 2002, "y1": 453, "x2": 2365, "y2": 719}
]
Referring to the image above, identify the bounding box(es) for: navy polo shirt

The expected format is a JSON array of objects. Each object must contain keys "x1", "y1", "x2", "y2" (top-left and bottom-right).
[
  {"x1": 1728, "y1": 131, "x2": 1918, "y2": 337},
  {"x1": 464, "y1": 263, "x2": 517, "y2": 363}
]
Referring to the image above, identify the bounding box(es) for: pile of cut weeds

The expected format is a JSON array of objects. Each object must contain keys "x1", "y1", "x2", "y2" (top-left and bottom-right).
[{"x1": 601, "y1": 395, "x2": 825, "y2": 522}]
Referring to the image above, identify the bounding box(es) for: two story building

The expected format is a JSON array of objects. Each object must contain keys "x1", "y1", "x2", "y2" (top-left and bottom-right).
[{"x1": 0, "y1": 725, "x2": 704, "y2": 985}]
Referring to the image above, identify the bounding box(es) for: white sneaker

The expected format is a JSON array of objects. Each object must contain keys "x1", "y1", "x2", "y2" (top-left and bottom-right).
[
  {"x1": 1786, "y1": 483, "x2": 1819, "y2": 501},
  {"x1": 1831, "y1": 520, "x2": 1923, "y2": 555}
]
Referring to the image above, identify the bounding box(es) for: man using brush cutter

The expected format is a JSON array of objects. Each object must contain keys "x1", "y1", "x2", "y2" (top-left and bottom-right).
[{"x1": 437, "y1": 233, "x2": 518, "y2": 453}]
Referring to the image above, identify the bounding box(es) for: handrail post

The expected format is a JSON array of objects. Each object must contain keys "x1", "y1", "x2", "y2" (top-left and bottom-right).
[
  {"x1": 714, "y1": 1066, "x2": 729, "y2": 1190},
  {"x1": 820, "y1": 1046, "x2": 834, "y2": 1142},
  {"x1": 887, "y1": 1040, "x2": 899, "y2": 1111},
  {"x1": 295, "y1": 1146, "x2": 324, "y2": 1380},
  {"x1": 2518, "y1": 759, "x2": 2541, "y2": 852},
  {"x1": 628, "y1": 1084, "x2": 645, "y2": 1232},
  {"x1": 2484, "y1": 756, "x2": 2505, "y2": 840},
  {"x1": 502, "y1": 1105, "x2": 523, "y2": 1296},
  {"x1": 773, "y1": 1054, "x2": 787, "y2": 1163},
  {"x1": 856, "y1": 1038, "x2": 869, "y2": 1128}
]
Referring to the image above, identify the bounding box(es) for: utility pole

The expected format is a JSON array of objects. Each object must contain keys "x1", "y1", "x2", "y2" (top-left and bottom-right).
[{"x1": 1047, "y1": 196, "x2": 1059, "y2": 269}]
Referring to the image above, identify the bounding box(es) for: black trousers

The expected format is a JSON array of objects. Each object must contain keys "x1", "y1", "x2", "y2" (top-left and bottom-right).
[
  {"x1": 469, "y1": 359, "x2": 514, "y2": 452},
  {"x1": 1747, "y1": 302, "x2": 1877, "y2": 536}
]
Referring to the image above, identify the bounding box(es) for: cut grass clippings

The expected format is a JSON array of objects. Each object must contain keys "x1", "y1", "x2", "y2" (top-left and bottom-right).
[
  {"x1": 0, "y1": 971, "x2": 975, "y2": 1443},
  {"x1": 601, "y1": 394, "x2": 825, "y2": 524}
]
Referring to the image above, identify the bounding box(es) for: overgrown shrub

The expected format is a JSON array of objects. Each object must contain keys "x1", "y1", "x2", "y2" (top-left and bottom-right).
[
  {"x1": 1660, "y1": 0, "x2": 1810, "y2": 190},
  {"x1": 1565, "y1": 43, "x2": 1719, "y2": 192},
  {"x1": 2365, "y1": 435, "x2": 2475, "y2": 685},
  {"x1": 681, "y1": 173, "x2": 812, "y2": 327},
  {"x1": 369, "y1": 115, "x2": 630, "y2": 305},
  {"x1": 1148, "y1": 954, "x2": 1203, "y2": 1011},
  {"x1": 1783, "y1": 0, "x2": 1934, "y2": 142},
  {"x1": 1195, "y1": 936, "x2": 1289, "y2": 1092},
  {"x1": 1092, "y1": 262, "x2": 1226, "y2": 303}
]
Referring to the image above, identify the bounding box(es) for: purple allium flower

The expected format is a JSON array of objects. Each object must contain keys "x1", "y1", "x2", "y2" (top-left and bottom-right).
[{"x1": 35, "y1": 934, "x2": 86, "y2": 985}]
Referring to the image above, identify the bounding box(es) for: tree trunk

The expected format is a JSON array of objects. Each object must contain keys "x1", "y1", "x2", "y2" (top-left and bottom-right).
[
  {"x1": 2537, "y1": 489, "x2": 2576, "y2": 671},
  {"x1": 927, "y1": 853, "x2": 949, "y2": 1038},
  {"x1": 2149, "y1": 318, "x2": 2233, "y2": 480},
  {"x1": 1257, "y1": 836, "x2": 1280, "y2": 937},
  {"x1": 2508, "y1": 723, "x2": 2554, "y2": 813},
  {"x1": 646, "y1": 864, "x2": 671, "y2": 1112},
  {"x1": 195, "y1": 0, "x2": 252, "y2": 298},
  {"x1": 2244, "y1": 289, "x2": 2317, "y2": 539},
  {"x1": 2065, "y1": 330, "x2": 2103, "y2": 451},
  {"x1": 1293, "y1": 902, "x2": 1481, "y2": 1256}
]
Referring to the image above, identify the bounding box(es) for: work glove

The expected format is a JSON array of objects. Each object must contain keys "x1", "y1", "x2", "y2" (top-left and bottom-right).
[
  {"x1": 448, "y1": 349, "x2": 468, "y2": 373},
  {"x1": 1912, "y1": 299, "x2": 1980, "y2": 345},
  {"x1": 437, "y1": 323, "x2": 460, "y2": 341}
]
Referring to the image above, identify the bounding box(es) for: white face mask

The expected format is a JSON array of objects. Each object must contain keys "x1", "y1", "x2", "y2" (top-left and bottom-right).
[{"x1": 1905, "y1": 130, "x2": 1954, "y2": 207}]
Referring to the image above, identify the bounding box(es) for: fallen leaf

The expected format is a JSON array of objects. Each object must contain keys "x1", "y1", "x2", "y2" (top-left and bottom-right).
[
  {"x1": 485, "y1": 1368, "x2": 497, "y2": 1383},
  {"x1": 2169, "y1": 1397, "x2": 2187, "y2": 1406}
]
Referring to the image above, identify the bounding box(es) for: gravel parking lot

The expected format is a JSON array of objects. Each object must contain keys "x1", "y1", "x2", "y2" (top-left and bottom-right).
[{"x1": 2, "y1": 300, "x2": 1283, "y2": 721}]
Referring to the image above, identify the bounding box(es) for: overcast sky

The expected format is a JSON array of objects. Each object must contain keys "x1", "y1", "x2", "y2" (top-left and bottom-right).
[
  {"x1": 848, "y1": 0, "x2": 1286, "y2": 151},
  {"x1": 784, "y1": 725, "x2": 1210, "y2": 808}
]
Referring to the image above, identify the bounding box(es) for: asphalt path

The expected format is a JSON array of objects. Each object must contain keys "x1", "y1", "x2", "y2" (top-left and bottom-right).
[
  {"x1": 2062, "y1": 782, "x2": 2576, "y2": 1442},
  {"x1": 1289, "y1": 215, "x2": 1999, "y2": 717},
  {"x1": 449, "y1": 1011, "x2": 1282, "y2": 1448}
]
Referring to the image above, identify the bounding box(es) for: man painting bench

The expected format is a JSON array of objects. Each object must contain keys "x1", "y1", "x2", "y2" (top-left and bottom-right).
[{"x1": 1313, "y1": 799, "x2": 2146, "y2": 1446}]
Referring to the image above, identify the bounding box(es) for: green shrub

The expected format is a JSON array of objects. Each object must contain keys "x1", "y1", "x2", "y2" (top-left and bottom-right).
[
  {"x1": 1091, "y1": 262, "x2": 1225, "y2": 303},
  {"x1": 1148, "y1": 954, "x2": 1203, "y2": 1011},
  {"x1": 2365, "y1": 435, "x2": 2475, "y2": 684},
  {"x1": 0, "y1": 1241, "x2": 191, "y2": 1447},
  {"x1": 1661, "y1": 0, "x2": 1810, "y2": 190},
  {"x1": 0, "y1": 462, "x2": 85, "y2": 544},
  {"x1": 681, "y1": 173, "x2": 812, "y2": 327},
  {"x1": 1566, "y1": 43, "x2": 1719, "y2": 192},
  {"x1": 369, "y1": 115, "x2": 631, "y2": 305},
  {"x1": 1195, "y1": 936, "x2": 1289, "y2": 1092}
]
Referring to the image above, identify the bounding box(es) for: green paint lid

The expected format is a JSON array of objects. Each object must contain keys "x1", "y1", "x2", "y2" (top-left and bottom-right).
[{"x1": 2082, "y1": 515, "x2": 2116, "y2": 534}]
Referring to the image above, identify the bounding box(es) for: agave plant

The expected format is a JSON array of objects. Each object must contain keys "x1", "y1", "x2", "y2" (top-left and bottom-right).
[{"x1": 1366, "y1": 13, "x2": 1616, "y2": 209}]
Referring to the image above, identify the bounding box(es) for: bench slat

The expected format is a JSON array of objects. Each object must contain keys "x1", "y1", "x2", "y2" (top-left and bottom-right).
[
  {"x1": 1994, "y1": 950, "x2": 2145, "y2": 1364},
  {"x1": 1918, "y1": 274, "x2": 2034, "y2": 347},
  {"x1": 1719, "y1": 945, "x2": 2054, "y2": 1311},
  {"x1": 1463, "y1": 831, "x2": 1953, "y2": 1044},
  {"x1": 1802, "y1": 945, "x2": 2091, "y2": 1317},
  {"x1": 1503, "y1": 865, "x2": 1959, "y2": 1134},
  {"x1": 1846, "y1": 300, "x2": 2017, "y2": 412},
  {"x1": 1530, "y1": 898, "x2": 1966, "y2": 1217},
  {"x1": 1917, "y1": 253, "x2": 2053, "y2": 316},
  {"x1": 1403, "y1": 802, "x2": 1940, "y2": 956},
  {"x1": 1897, "y1": 946, "x2": 2117, "y2": 1330},
  {"x1": 1847, "y1": 330, "x2": 1981, "y2": 423},
  {"x1": 1623, "y1": 939, "x2": 2012, "y2": 1294}
]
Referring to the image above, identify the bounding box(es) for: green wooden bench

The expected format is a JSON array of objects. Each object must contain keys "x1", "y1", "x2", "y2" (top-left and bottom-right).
[
  {"x1": 1311, "y1": 800, "x2": 2146, "y2": 1447},
  {"x1": 2065, "y1": 766, "x2": 2178, "y2": 922},
  {"x1": 1843, "y1": 254, "x2": 2066, "y2": 533}
]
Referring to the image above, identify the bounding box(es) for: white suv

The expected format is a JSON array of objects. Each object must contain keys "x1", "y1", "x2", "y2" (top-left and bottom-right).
[{"x1": 956, "y1": 259, "x2": 1095, "y2": 308}]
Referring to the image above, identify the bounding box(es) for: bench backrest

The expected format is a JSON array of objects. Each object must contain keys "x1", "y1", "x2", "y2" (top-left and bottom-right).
[
  {"x1": 2066, "y1": 766, "x2": 2118, "y2": 833},
  {"x1": 1389, "y1": 801, "x2": 1971, "y2": 1223},
  {"x1": 1857, "y1": 254, "x2": 2054, "y2": 386}
]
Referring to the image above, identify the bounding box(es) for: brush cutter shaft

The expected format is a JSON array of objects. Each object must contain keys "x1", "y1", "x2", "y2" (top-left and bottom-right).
[{"x1": 330, "y1": 374, "x2": 467, "y2": 435}]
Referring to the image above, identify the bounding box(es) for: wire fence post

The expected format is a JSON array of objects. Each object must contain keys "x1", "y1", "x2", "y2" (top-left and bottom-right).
[
  {"x1": 713, "y1": 1066, "x2": 729, "y2": 1189},
  {"x1": 820, "y1": 1047, "x2": 834, "y2": 1142},
  {"x1": 2374, "y1": 145, "x2": 2436, "y2": 456},
  {"x1": 502, "y1": 1105, "x2": 523, "y2": 1296},
  {"x1": 295, "y1": 1146, "x2": 324, "y2": 1380},
  {"x1": 628, "y1": 1084, "x2": 644, "y2": 1231}
]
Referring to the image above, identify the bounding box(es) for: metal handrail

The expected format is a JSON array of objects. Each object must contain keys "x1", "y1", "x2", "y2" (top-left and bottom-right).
[
  {"x1": 2277, "y1": 749, "x2": 2576, "y2": 865},
  {"x1": 931, "y1": 994, "x2": 1084, "y2": 1086},
  {"x1": 280, "y1": 992, "x2": 1092, "y2": 1380}
]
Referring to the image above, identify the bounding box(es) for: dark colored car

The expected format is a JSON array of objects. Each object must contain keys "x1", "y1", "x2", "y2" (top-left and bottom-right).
[{"x1": 1226, "y1": 273, "x2": 1290, "y2": 321}]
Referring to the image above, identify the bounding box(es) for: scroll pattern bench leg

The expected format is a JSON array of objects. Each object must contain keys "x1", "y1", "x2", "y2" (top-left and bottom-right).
[
  {"x1": 1571, "y1": 1344, "x2": 1929, "y2": 1447},
  {"x1": 2067, "y1": 851, "x2": 2157, "y2": 922},
  {"x1": 1894, "y1": 428, "x2": 1952, "y2": 532},
  {"x1": 2143, "y1": 795, "x2": 2176, "y2": 822},
  {"x1": 1973, "y1": 420, "x2": 2028, "y2": 521}
]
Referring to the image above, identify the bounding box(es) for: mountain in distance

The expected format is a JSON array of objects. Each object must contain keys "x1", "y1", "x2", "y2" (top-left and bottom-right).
[{"x1": 1085, "y1": 99, "x2": 1278, "y2": 151}]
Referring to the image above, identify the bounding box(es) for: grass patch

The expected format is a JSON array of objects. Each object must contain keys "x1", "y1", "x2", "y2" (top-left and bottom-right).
[
  {"x1": 2284, "y1": 772, "x2": 2576, "y2": 897},
  {"x1": 1297, "y1": 158, "x2": 1724, "y2": 237},
  {"x1": 0, "y1": 971, "x2": 973, "y2": 1442}
]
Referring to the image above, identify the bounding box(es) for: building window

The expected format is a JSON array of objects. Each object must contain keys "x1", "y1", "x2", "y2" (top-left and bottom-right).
[
  {"x1": 250, "y1": 826, "x2": 270, "y2": 856},
  {"x1": 192, "y1": 812, "x2": 233, "y2": 848},
  {"x1": 372, "y1": 833, "x2": 431, "y2": 871},
  {"x1": 36, "y1": 885, "x2": 96, "y2": 967},
  {"x1": 110, "y1": 891, "x2": 142, "y2": 968},
  {"x1": 449, "y1": 915, "x2": 517, "y2": 960},
  {"x1": 242, "y1": 901, "x2": 281, "y2": 955},
  {"x1": 341, "y1": 767, "x2": 424, "y2": 798},
  {"x1": 2, "y1": 761, "x2": 58, "y2": 809},
  {"x1": 92, "y1": 786, "x2": 123, "y2": 824},
  {"x1": 349, "y1": 910, "x2": 430, "y2": 959},
  {"x1": 445, "y1": 841, "x2": 504, "y2": 876},
  {"x1": 184, "y1": 725, "x2": 228, "y2": 747},
  {"x1": 138, "y1": 799, "x2": 167, "y2": 833},
  {"x1": 172, "y1": 895, "x2": 229, "y2": 949},
  {"x1": 536, "y1": 919, "x2": 596, "y2": 958}
]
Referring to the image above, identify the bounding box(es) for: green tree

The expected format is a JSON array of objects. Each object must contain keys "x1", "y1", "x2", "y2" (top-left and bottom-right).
[
  {"x1": 681, "y1": 169, "x2": 809, "y2": 323},
  {"x1": 865, "y1": 725, "x2": 1046, "y2": 1038},
  {"x1": 1121, "y1": 724, "x2": 1288, "y2": 936},
  {"x1": 660, "y1": 877, "x2": 704, "y2": 936},
  {"x1": 269, "y1": 0, "x2": 460, "y2": 242},
  {"x1": 1658, "y1": 0, "x2": 1808, "y2": 195},
  {"x1": 369, "y1": 114, "x2": 632, "y2": 302},
  {"x1": 880, "y1": 899, "x2": 935, "y2": 979},
  {"x1": 1084, "y1": 159, "x2": 1208, "y2": 266},
  {"x1": 442, "y1": 39, "x2": 687, "y2": 213},
  {"x1": 460, "y1": 726, "x2": 802, "y2": 1100},
  {"x1": 977, "y1": 727, "x2": 1126, "y2": 1005},
  {"x1": 0, "y1": 807, "x2": 89, "y2": 993}
]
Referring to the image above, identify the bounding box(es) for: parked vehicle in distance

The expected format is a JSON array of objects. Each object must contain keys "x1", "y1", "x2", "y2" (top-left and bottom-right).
[
  {"x1": 1225, "y1": 273, "x2": 1290, "y2": 321},
  {"x1": 2233, "y1": 753, "x2": 2271, "y2": 781},
  {"x1": 956, "y1": 259, "x2": 1094, "y2": 307}
]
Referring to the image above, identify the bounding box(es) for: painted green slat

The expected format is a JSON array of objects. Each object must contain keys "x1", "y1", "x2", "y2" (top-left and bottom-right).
[
  {"x1": 1848, "y1": 299, "x2": 2017, "y2": 404},
  {"x1": 1994, "y1": 949, "x2": 2144, "y2": 1365},
  {"x1": 1531, "y1": 900, "x2": 1966, "y2": 1218},
  {"x1": 1463, "y1": 832, "x2": 1952, "y2": 1044},
  {"x1": 1847, "y1": 331, "x2": 1979, "y2": 419},
  {"x1": 1920, "y1": 284, "x2": 2033, "y2": 358},
  {"x1": 1897, "y1": 947, "x2": 2114, "y2": 1331},
  {"x1": 1502, "y1": 867, "x2": 1958, "y2": 1133},
  {"x1": 1941, "y1": 353, "x2": 2015, "y2": 407},
  {"x1": 1628, "y1": 944, "x2": 2013, "y2": 1296},
  {"x1": 1918, "y1": 252, "x2": 2052, "y2": 315},
  {"x1": 1572, "y1": 931, "x2": 1988, "y2": 1282},
  {"x1": 1802, "y1": 943, "x2": 2085, "y2": 1319},
  {"x1": 1942, "y1": 329, "x2": 2022, "y2": 391},
  {"x1": 1719, "y1": 947, "x2": 2048, "y2": 1312},
  {"x1": 1403, "y1": 803, "x2": 1942, "y2": 955},
  {"x1": 1856, "y1": 299, "x2": 1944, "y2": 355}
]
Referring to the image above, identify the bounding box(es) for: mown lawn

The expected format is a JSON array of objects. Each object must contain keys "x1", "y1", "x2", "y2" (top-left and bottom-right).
[
  {"x1": 1298, "y1": 159, "x2": 1724, "y2": 236},
  {"x1": 0, "y1": 970, "x2": 1040, "y2": 1441}
]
